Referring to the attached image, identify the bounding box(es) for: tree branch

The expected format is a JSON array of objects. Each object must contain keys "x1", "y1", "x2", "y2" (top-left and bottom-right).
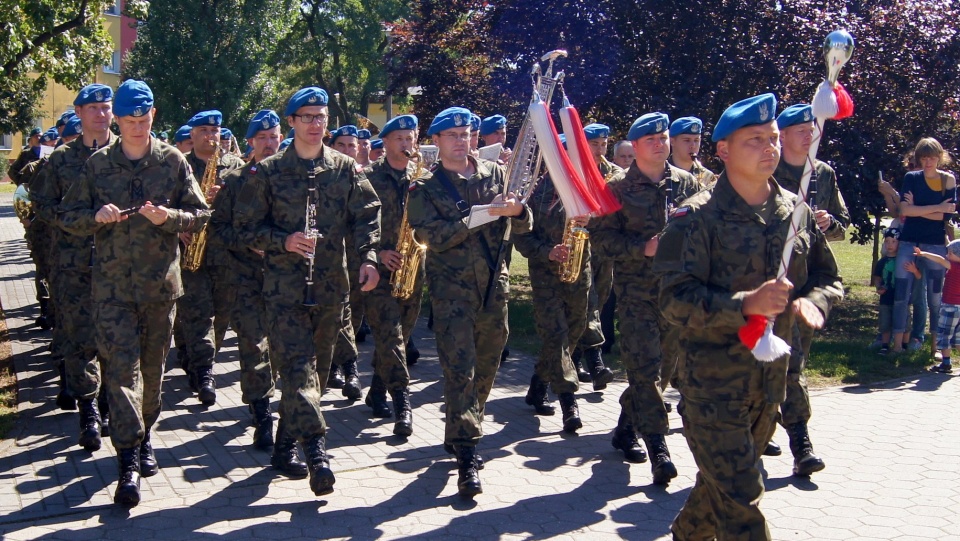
[{"x1": 3, "y1": 0, "x2": 92, "y2": 75}]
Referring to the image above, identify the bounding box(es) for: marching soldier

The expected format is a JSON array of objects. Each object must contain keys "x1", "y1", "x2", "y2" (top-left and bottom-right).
[
  {"x1": 591, "y1": 113, "x2": 700, "y2": 485},
  {"x1": 669, "y1": 116, "x2": 717, "y2": 186},
  {"x1": 6, "y1": 128, "x2": 43, "y2": 185},
  {"x1": 180, "y1": 109, "x2": 245, "y2": 405},
  {"x1": 360, "y1": 114, "x2": 421, "y2": 436},
  {"x1": 357, "y1": 128, "x2": 372, "y2": 166},
  {"x1": 406, "y1": 107, "x2": 533, "y2": 497},
  {"x1": 174, "y1": 125, "x2": 193, "y2": 154},
  {"x1": 60, "y1": 80, "x2": 210, "y2": 507},
  {"x1": 764, "y1": 103, "x2": 851, "y2": 473},
  {"x1": 369, "y1": 139, "x2": 384, "y2": 162},
  {"x1": 235, "y1": 86, "x2": 382, "y2": 497},
  {"x1": 31, "y1": 84, "x2": 116, "y2": 451},
  {"x1": 55, "y1": 111, "x2": 77, "y2": 138},
  {"x1": 209, "y1": 109, "x2": 282, "y2": 454},
  {"x1": 479, "y1": 114, "x2": 513, "y2": 164},
  {"x1": 656, "y1": 93, "x2": 842, "y2": 540}
]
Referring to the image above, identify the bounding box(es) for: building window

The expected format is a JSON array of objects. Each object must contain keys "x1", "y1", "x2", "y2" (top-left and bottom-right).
[
  {"x1": 104, "y1": 51, "x2": 121, "y2": 74},
  {"x1": 0, "y1": 134, "x2": 12, "y2": 151},
  {"x1": 105, "y1": 2, "x2": 120, "y2": 15}
]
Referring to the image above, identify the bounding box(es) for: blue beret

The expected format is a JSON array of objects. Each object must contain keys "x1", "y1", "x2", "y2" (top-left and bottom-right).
[
  {"x1": 245, "y1": 109, "x2": 281, "y2": 139},
  {"x1": 776, "y1": 104, "x2": 813, "y2": 130},
  {"x1": 370, "y1": 139, "x2": 383, "y2": 150},
  {"x1": 29, "y1": 127, "x2": 42, "y2": 137},
  {"x1": 357, "y1": 129, "x2": 371, "y2": 140},
  {"x1": 284, "y1": 87, "x2": 328, "y2": 116},
  {"x1": 330, "y1": 125, "x2": 359, "y2": 145},
  {"x1": 113, "y1": 80, "x2": 154, "y2": 118},
  {"x1": 470, "y1": 114, "x2": 481, "y2": 132},
  {"x1": 40, "y1": 128, "x2": 59, "y2": 143},
  {"x1": 627, "y1": 113, "x2": 670, "y2": 141},
  {"x1": 583, "y1": 123, "x2": 610, "y2": 140},
  {"x1": 712, "y1": 93, "x2": 777, "y2": 142},
  {"x1": 220, "y1": 128, "x2": 233, "y2": 140},
  {"x1": 428, "y1": 107, "x2": 473, "y2": 136},
  {"x1": 187, "y1": 110, "x2": 222, "y2": 128},
  {"x1": 73, "y1": 84, "x2": 113, "y2": 107},
  {"x1": 174, "y1": 125, "x2": 192, "y2": 143},
  {"x1": 278, "y1": 137, "x2": 293, "y2": 151},
  {"x1": 380, "y1": 114, "x2": 418, "y2": 138},
  {"x1": 61, "y1": 117, "x2": 81, "y2": 138},
  {"x1": 159, "y1": 131, "x2": 169, "y2": 140},
  {"x1": 56, "y1": 111, "x2": 77, "y2": 128},
  {"x1": 669, "y1": 117, "x2": 703, "y2": 136},
  {"x1": 479, "y1": 115, "x2": 507, "y2": 136}
]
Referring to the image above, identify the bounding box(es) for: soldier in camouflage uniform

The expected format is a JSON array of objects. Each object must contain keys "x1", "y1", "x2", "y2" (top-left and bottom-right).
[
  {"x1": 655, "y1": 93, "x2": 843, "y2": 540},
  {"x1": 60, "y1": 80, "x2": 210, "y2": 507},
  {"x1": 406, "y1": 107, "x2": 533, "y2": 498},
  {"x1": 763, "y1": 103, "x2": 852, "y2": 473},
  {"x1": 18, "y1": 130, "x2": 59, "y2": 333},
  {"x1": 179, "y1": 109, "x2": 247, "y2": 406},
  {"x1": 31, "y1": 85, "x2": 116, "y2": 451},
  {"x1": 7, "y1": 128, "x2": 42, "y2": 186},
  {"x1": 210, "y1": 110, "x2": 282, "y2": 456},
  {"x1": 591, "y1": 113, "x2": 701, "y2": 485},
  {"x1": 359, "y1": 115, "x2": 421, "y2": 436},
  {"x1": 235, "y1": 87, "x2": 381, "y2": 497}
]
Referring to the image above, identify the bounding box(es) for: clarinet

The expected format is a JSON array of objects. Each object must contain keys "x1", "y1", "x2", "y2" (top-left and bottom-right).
[
  {"x1": 664, "y1": 162, "x2": 675, "y2": 218},
  {"x1": 89, "y1": 139, "x2": 99, "y2": 268},
  {"x1": 302, "y1": 160, "x2": 322, "y2": 306},
  {"x1": 808, "y1": 162, "x2": 819, "y2": 212}
]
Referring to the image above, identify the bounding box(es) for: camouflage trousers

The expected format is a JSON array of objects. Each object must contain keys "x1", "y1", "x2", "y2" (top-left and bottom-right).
[
  {"x1": 617, "y1": 292, "x2": 669, "y2": 435},
  {"x1": 781, "y1": 323, "x2": 813, "y2": 426},
  {"x1": 362, "y1": 281, "x2": 419, "y2": 389},
  {"x1": 432, "y1": 284, "x2": 508, "y2": 447},
  {"x1": 177, "y1": 266, "x2": 216, "y2": 372},
  {"x1": 577, "y1": 255, "x2": 612, "y2": 351},
  {"x1": 672, "y1": 392, "x2": 779, "y2": 541},
  {"x1": 659, "y1": 323, "x2": 682, "y2": 392},
  {"x1": 96, "y1": 299, "x2": 176, "y2": 450},
  {"x1": 266, "y1": 300, "x2": 343, "y2": 442},
  {"x1": 531, "y1": 276, "x2": 588, "y2": 394},
  {"x1": 25, "y1": 222, "x2": 53, "y2": 310},
  {"x1": 332, "y1": 281, "x2": 361, "y2": 368},
  {"x1": 231, "y1": 269, "x2": 274, "y2": 404},
  {"x1": 52, "y1": 268, "x2": 99, "y2": 399},
  {"x1": 208, "y1": 264, "x2": 236, "y2": 353}
]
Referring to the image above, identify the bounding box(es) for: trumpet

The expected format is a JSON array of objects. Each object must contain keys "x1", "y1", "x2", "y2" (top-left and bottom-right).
[{"x1": 303, "y1": 160, "x2": 323, "y2": 306}]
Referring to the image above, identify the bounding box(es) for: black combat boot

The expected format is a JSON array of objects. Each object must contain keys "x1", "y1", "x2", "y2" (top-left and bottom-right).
[
  {"x1": 571, "y1": 349, "x2": 592, "y2": 383},
  {"x1": 643, "y1": 433, "x2": 678, "y2": 485},
  {"x1": 114, "y1": 446, "x2": 142, "y2": 507},
  {"x1": 356, "y1": 318, "x2": 371, "y2": 343},
  {"x1": 443, "y1": 443, "x2": 485, "y2": 470},
  {"x1": 98, "y1": 390, "x2": 110, "y2": 437},
  {"x1": 341, "y1": 359, "x2": 363, "y2": 401},
  {"x1": 787, "y1": 421, "x2": 825, "y2": 476},
  {"x1": 763, "y1": 440, "x2": 782, "y2": 456},
  {"x1": 364, "y1": 374, "x2": 392, "y2": 418},
  {"x1": 37, "y1": 297, "x2": 53, "y2": 330},
  {"x1": 139, "y1": 432, "x2": 159, "y2": 477},
  {"x1": 583, "y1": 347, "x2": 614, "y2": 391},
  {"x1": 390, "y1": 387, "x2": 414, "y2": 437},
  {"x1": 55, "y1": 361, "x2": 77, "y2": 411},
  {"x1": 251, "y1": 398, "x2": 274, "y2": 450},
  {"x1": 611, "y1": 413, "x2": 647, "y2": 463},
  {"x1": 304, "y1": 434, "x2": 336, "y2": 496},
  {"x1": 270, "y1": 419, "x2": 308, "y2": 478},
  {"x1": 454, "y1": 445, "x2": 483, "y2": 497},
  {"x1": 524, "y1": 374, "x2": 555, "y2": 415},
  {"x1": 327, "y1": 363, "x2": 345, "y2": 389},
  {"x1": 77, "y1": 398, "x2": 102, "y2": 451},
  {"x1": 196, "y1": 366, "x2": 216, "y2": 405},
  {"x1": 558, "y1": 392, "x2": 582, "y2": 433},
  {"x1": 406, "y1": 337, "x2": 420, "y2": 367},
  {"x1": 500, "y1": 347, "x2": 510, "y2": 364}
]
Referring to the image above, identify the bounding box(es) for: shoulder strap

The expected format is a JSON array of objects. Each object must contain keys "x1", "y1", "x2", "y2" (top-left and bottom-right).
[{"x1": 431, "y1": 166, "x2": 471, "y2": 218}]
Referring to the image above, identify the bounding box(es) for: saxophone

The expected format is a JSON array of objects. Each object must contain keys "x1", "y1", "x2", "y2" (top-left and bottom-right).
[
  {"x1": 558, "y1": 219, "x2": 588, "y2": 283},
  {"x1": 390, "y1": 150, "x2": 428, "y2": 299},
  {"x1": 182, "y1": 140, "x2": 221, "y2": 272}
]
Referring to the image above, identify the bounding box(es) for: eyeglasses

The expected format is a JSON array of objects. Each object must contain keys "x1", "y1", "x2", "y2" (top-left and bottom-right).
[
  {"x1": 293, "y1": 113, "x2": 329, "y2": 125},
  {"x1": 439, "y1": 132, "x2": 471, "y2": 142}
]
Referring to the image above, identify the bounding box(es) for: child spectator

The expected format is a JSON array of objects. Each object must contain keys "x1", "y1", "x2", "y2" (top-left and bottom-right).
[
  {"x1": 931, "y1": 240, "x2": 960, "y2": 372},
  {"x1": 873, "y1": 228, "x2": 905, "y2": 354}
]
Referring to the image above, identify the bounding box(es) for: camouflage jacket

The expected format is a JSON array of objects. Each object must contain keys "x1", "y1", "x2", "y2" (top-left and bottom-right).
[
  {"x1": 8, "y1": 147, "x2": 40, "y2": 186},
  {"x1": 406, "y1": 156, "x2": 533, "y2": 302},
  {"x1": 590, "y1": 162, "x2": 701, "y2": 300},
  {"x1": 210, "y1": 160, "x2": 265, "y2": 283},
  {"x1": 598, "y1": 156, "x2": 622, "y2": 180},
  {"x1": 31, "y1": 134, "x2": 115, "y2": 270},
  {"x1": 654, "y1": 173, "x2": 843, "y2": 403},
  {"x1": 364, "y1": 156, "x2": 421, "y2": 288},
  {"x1": 668, "y1": 157, "x2": 717, "y2": 187},
  {"x1": 186, "y1": 150, "x2": 247, "y2": 266},
  {"x1": 59, "y1": 137, "x2": 210, "y2": 303},
  {"x1": 774, "y1": 159, "x2": 850, "y2": 241},
  {"x1": 235, "y1": 144, "x2": 381, "y2": 307}
]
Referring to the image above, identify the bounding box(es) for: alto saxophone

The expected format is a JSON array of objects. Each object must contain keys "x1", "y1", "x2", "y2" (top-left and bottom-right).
[
  {"x1": 558, "y1": 219, "x2": 588, "y2": 284},
  {"x1": 182, "y1": 140, "x2": 221, "y2": 272},
  {"x1": 391, "y1": 150, "x2": 428, "y2": 300}
]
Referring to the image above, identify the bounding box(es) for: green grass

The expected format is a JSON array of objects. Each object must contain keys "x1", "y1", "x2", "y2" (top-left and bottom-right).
[
  {"x1": 0, "y1": 310, "x2": 15, "y2": 439},
  {"x1": 0, "y1": 183, "x2": 17, "y2": 194},
  {"x1": 506, "y1": 232, "x2": 938, "y2": 388}
]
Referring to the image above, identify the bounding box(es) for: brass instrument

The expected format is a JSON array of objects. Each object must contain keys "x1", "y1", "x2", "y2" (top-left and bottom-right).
[
  {"x1": 558, "y1": 219, "x2": 588, "y2": 284},
  {"x1": 13, "y1": 184, "x2": 31, "y2": 221},
  {"x1": 391, "y1": 150, "x2": 428, "y2": 299},
  {"x1": 182, "y1": 140, "x2": 221, "y2": 272},
  {"x1": 303, "y1": 159, "x2": 323, "y2": 306}
]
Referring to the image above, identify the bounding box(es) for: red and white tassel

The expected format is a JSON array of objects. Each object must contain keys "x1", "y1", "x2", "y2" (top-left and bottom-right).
[{"x1": 739, "y1": 316, "x2": 791, "y2": 363}]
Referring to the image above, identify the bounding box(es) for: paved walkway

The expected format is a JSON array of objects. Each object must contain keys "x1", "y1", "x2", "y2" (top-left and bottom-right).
[{"x1": 0, "y1": 192, "x2": 958, "y2": 540}]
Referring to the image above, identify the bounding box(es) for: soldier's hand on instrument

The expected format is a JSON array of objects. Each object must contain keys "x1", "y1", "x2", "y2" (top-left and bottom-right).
[
  {"x1": 379, "y1": 249, "x2": 403, "y2": 271},
  {"x1": 205, "y1": 184, "x2": 222, "y2": 203},
  {"x1": 358, "y1": 262, "x2": 380, "y2": 291},
  {"x1": 139, "y1": 201, "x2": 169, "y2": 225},
  {"x1": 179, "y1": 232, "x2": 193, "y2": 245},
  {"x1": 793, "y1": 297, "x2": 824, "y2": 329},
  {"x1": 742, "y1": 278, "x2": 794, "y2": 318},
  {"x1": 96, "y1": 203, "x2": 126, "y2": 223},
  {"x1": 814, "y1": 209, "x2": 832, "y2": 232},
  {"x1": 499, "y1": 148, "x2": 513, "y2": 164},
  {"x1": 644, "y1": 235, "x2": 660, "y2": 257},
  {"x1": 490, "y1": 192, "x2": 523, "y2": 217},
  {"x1": 285, "y1": 232, "x2": 316, "y2": 258},
  {"x1": 549, "y1": 244, "x2": 569, "y2": 262}
]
